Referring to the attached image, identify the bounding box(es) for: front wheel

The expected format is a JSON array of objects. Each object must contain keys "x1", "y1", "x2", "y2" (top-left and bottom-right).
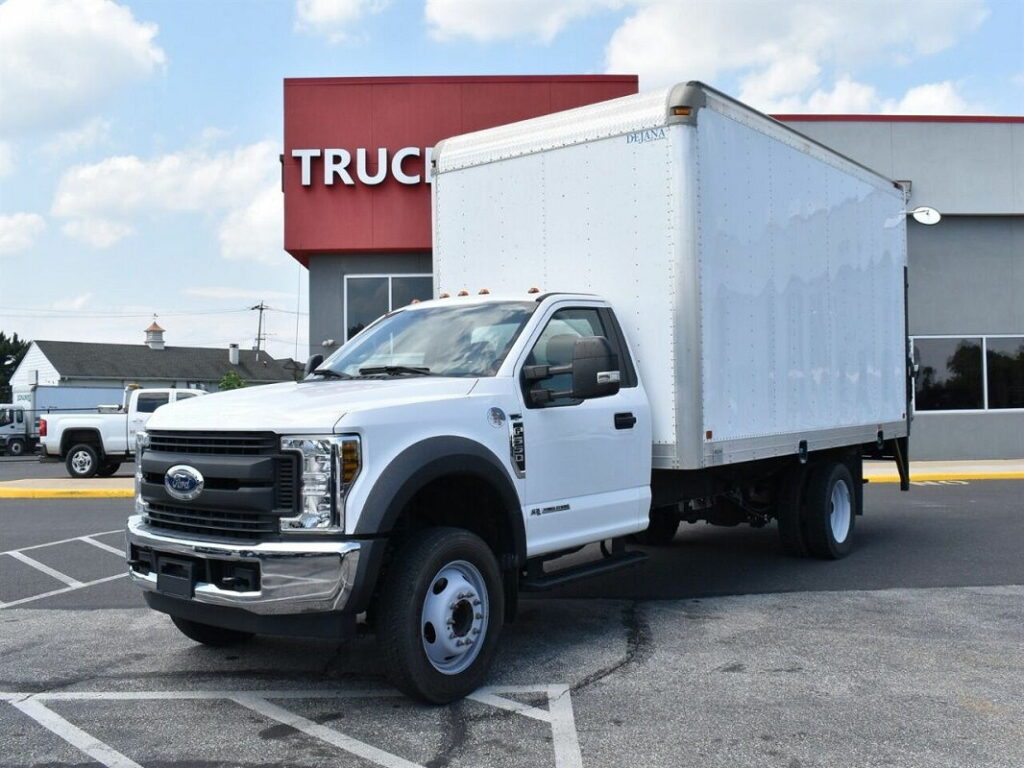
[
  {"x1": 803, "y1": 461, "x2": 856, "y2": 559},
  {"x1": 171, "y1": 616, "x2": 254, "y2": 647},
  {"x1": 7, "y1": 439, "x2": 26, "y2": 457},
  {"x1": 377, "y1": 527, "x2": 504, "y2": 703},
  {"x1": 65, "y1": 443, "x2": 99, "y2": 478}
]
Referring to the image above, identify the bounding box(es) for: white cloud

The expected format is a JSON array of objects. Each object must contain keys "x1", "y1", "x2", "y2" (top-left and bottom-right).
[
  {"x1": 51, "y1": 140, "x2": 282, "y2": 260},
  {"x1": 886, "y1": 81, "x2": 973, "y2": 115},
  {"x1": 53, "y1": 292, "x2": 94, "y2": 311},
  {"x1": 217, "y1": 184, "x2": 284, "y2": 265},
  {"x1": 0, "y1": 141, "x2": 12, "y2": 177},
  {"x1": 0, "y1": 0, "x2": 165, "y2": 134},
  {"x1": 0, "y1": 213, "x2": 45, "y2": 254},
  {"x1": 604, "y1": 0, "x2": 989, "y2": 113},
  {"x1": 60, "y1": 218, "x2": 134, "y2": 248},
  {"x1": 425, "y1": 0, "x2": 619, "y2": 43},
  {"x1": 758, "y1": 78, "x2": 981, "y2": 115},
  {"x1": 295, "y1": 0, "x2": 389, "y2": 43},
  {"x1": 42, "y1": 118, "x2": 113, "y2": 157}
]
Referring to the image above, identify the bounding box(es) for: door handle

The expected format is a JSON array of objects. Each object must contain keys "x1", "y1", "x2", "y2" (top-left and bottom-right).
[{"x1": 614, "y1": 412, "x2": 636, "y2": 430}]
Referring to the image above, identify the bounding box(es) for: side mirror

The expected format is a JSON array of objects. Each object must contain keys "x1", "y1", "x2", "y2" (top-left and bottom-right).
[
  {"x1": 304, "y1": 353, "x2": 324, "y2": 378},
  {"x1": 571, "y1": 336, "x2": 621, "y2": 399}
]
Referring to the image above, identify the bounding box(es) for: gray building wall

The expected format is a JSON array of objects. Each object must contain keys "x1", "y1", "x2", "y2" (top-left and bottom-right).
[{"x1": 308, "y1": 252, "x2": 432, "y2": 358}]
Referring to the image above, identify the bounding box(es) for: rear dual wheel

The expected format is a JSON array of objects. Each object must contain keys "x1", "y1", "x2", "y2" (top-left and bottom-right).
[{"x1": 777, "y1": 460, "x2": 856, "y2": 560}]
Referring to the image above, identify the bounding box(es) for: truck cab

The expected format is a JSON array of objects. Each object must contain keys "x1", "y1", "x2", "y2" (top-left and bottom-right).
[
  {"x1": 0, "y1": 403, "x2": 34, "y2": 456},
  {"x1": 128, "y1": 293, "x2": 650, "y2": 702}
]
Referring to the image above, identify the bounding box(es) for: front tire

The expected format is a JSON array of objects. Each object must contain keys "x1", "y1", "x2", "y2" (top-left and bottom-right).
[
  {"x1": 171, "y1": 616, "x2": 254, "y2": 647},
  {"x1": 377, "y1": 527, "x2": 504, "y2": 703},
  {"x1": 803, "y1": 461, "x2": 856, "y2": 560},
  {"x1": 7, "y1": 439, "x2": 26, "y2": 457},
  {"x1": 65, "y1": 443, "x2": 99, "y2": 478}
]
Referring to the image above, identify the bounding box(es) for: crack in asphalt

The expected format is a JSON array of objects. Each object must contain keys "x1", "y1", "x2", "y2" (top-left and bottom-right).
[
  {"x1": 424, "y1": 700, "x2": 469, "y2": 768},
  {"x1": 570, "y1": 601, "x2": 652, "y2": 693}
]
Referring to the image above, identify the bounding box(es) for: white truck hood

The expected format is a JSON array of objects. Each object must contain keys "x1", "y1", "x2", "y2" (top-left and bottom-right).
[{"x1": 145, "y1": 378, "x2": 478, "y2": 433}]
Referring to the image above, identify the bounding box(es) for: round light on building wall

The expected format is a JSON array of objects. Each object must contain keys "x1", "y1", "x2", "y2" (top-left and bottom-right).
[{"x1": 909, "y1": 206, "x2": 941, "y2": 226}]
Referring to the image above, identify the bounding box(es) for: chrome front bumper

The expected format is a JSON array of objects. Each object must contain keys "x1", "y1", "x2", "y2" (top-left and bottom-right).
[{"x1": 126, "y1": 515, "x2": 361, "y2": 615}]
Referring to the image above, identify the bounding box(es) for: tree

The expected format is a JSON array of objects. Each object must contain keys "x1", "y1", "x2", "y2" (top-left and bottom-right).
[
  {"x1": 218, "y1": 370, "x2": 247, "y2": 390},
  {"x1": 0, "y1": 331, "x2": 30, "y2": 402}
]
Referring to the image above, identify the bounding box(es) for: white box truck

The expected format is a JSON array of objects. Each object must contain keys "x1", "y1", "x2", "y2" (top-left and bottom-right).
[{"x1": 126, "y1": 83, "x2": 911, "y2": 703}]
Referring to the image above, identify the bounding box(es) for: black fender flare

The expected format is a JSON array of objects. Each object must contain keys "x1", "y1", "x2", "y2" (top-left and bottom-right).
[{"x1": 353, "y1": 436, "x2": 525, "y2": 564}]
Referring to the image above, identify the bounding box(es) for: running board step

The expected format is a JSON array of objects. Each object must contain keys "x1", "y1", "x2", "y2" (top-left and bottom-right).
[{"x1": 520, "y1": 550, "x2": 648, "y2": 592}]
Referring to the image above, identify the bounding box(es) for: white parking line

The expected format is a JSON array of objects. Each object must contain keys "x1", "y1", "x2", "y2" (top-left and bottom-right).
[
  {"x1": 234, "y1": 694, "x2": 423, "y2": 768},
  {"x1": 0, "y1": 573, "x2": 126, "y2": 610},
  {"x1": 2, "y1": 686, "x2": 584, "y2": 768},
  {"x1": 6, "y1": 551, "x2": 83, "y2": 588},
  {"x1": 80, "y1": 537, "x2": 126, "y2": 557},
  {"x1": 0, "y1": 530, "x2": 122, "y2": 557},
  {"x1": 10, "y1": 698, "x2": 143, "y2": 768},
  {"x1": 0, "y1": 529, "x2": 127, "y2": 609}
]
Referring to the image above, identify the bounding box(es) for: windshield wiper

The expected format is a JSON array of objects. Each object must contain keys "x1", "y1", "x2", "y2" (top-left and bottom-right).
[
  {"x1": 312, "y1": 369, "x2": 355, "y2": 379},
  {"x1": 358, "y1": 365, "x2": 433, "y2": 376}
]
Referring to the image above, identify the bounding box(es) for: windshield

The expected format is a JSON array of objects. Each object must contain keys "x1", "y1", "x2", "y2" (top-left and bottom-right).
[{"x1": 317, "y1": 302, "x2": 536, "y2": 378}]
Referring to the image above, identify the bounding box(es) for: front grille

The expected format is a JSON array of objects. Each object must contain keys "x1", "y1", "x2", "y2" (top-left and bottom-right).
[
  {"x1": 148, "y1": 431, "x2": 278, "y2": 455},
  {"x1": 146, "y1": 503, "x2": 279, "y2": 538},
  {"x1": 143, "y1": 431, "x2": 299, "y2": 540}
]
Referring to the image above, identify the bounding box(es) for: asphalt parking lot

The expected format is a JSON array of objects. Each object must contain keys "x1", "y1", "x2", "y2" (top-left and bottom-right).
[{"x1": 1, "y1": 459, "x2": 1022, "y2": 767}]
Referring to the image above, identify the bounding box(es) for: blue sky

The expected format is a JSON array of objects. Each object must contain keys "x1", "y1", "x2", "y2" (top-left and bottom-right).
[{"x1": 1, "y1": 0, "x2": 1022, "y2": 360}]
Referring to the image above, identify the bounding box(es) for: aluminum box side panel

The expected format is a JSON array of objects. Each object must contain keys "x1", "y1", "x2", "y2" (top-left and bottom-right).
[
  {"x1": 433, "y1": 125, "x2": 696, "y2": 451},
  {"x1": 695, "y1": 106, "x2": 908, "y2": 464}
]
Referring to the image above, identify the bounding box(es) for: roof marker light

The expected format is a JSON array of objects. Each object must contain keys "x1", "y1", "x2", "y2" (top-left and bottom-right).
[
  {"x1": 527, "y1": 287, "x2": 540, "y2": 294},
  {"x1": 458, "y1": 290, "x2": 469, "y2": 296},
  {"x1": 439, "y1": 292, "x2": 450, "y2": 299},
  {"x1": 478, "y1": 288, "x2": 490, "y2": 295}
]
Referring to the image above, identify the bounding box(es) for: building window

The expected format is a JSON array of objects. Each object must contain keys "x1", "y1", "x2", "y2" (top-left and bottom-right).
[
  {"x1": 344, "y1": 274, "x2": 432, "y2": 341},
  {"x1": 986, "y1": 337, "x2": 1024, "y2": 409},
  {"x1": 912, "y1": 336, "x2": 1024, "y2": 412}
]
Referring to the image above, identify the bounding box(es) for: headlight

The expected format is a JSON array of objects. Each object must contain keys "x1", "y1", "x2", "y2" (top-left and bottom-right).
[
  {"x1": 279, "y1": 435, "x2": 361, "y2": 533},
  {"x1": 134, "y1": 431, "x2": 149, "y2": 509}
]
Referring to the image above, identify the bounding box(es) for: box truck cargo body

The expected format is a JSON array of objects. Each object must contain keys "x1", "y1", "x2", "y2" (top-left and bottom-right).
[{"x1": 433, "y1": 82, "x2": 909, "y2": 471}]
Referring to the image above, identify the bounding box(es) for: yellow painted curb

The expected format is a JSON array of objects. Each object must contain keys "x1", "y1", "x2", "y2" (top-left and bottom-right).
[
  {"x1": 865, "y1": 472, "x2": 1024, "y2": 483},
  {"x1": 0, "y1": 489, "x2": 134, "y2": 499}
]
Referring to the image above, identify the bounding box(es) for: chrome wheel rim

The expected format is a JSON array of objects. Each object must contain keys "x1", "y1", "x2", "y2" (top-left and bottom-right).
[
  {"x1": 70, "y1": 450, "x2": 93, "y2": 475},
  {"x1": 420, "y1": 559, "x2": 488, "y2": 675},
  {"x1": 830, "y1": 480, "x2": 852, "y2": 544}
]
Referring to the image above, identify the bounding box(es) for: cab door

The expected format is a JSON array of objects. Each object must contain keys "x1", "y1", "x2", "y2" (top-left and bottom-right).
[{"x1": 515, "y1": 304, "x2": 651, "y2": 556}]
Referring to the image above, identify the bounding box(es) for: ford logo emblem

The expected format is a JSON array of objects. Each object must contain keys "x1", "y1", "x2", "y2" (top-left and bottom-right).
[{"x1": 165, "y1": 465, "x2": 204, "y2": 501}]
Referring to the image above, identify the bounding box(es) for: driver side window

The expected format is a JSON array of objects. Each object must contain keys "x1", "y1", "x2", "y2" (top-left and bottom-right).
[{"x1": 524, "y1": 308, "x2": 606, "y2": 407}]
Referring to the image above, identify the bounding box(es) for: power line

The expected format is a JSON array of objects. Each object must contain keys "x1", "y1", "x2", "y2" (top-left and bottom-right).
[{"x1": 0, "y1": 307, "x2": 252, "y2": 319}]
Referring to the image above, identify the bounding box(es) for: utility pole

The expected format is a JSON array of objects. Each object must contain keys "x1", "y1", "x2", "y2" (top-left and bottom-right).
[{"x1": 251, "y1": 301, "x2": 268, "y2": 354}]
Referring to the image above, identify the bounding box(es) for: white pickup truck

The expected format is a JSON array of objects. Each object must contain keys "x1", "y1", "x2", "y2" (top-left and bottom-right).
[
  {"x1": 126, "y1": 83, "x2": 914, "y2": 703},
  {"x1": 40, "y1": 387, "x2": 204, "y2": 478}
]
